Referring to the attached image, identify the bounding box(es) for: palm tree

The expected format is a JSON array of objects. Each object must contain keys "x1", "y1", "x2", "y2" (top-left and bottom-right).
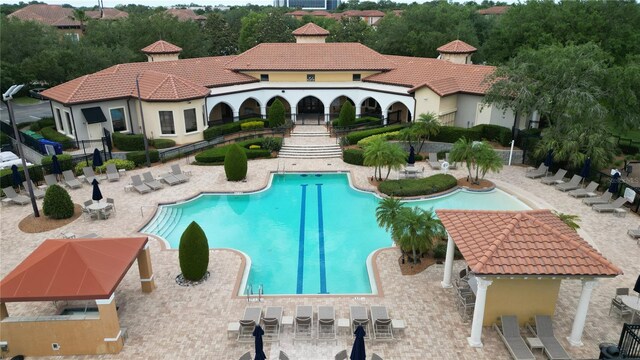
[
  {"x1": 554, "y1": 211, "x2": 580, "y2": 231},
  {"x1": 413, "y1": 113, "x2": 441, "y2": 154},
  {"x1": 476, "y1": 142, "x2": 503, "y2": 183},
  {"x1": 450, "y1": 137, "x2": 475, "y2": 182},
  {"x1": 70, "y1": 9, "x2": 90, "y2": 34},
  {"x1": 391, "y1": 207, "x2": 444, "y2": 264},
  {"x1": 375, "y1": 197, "x2": 404, "y2": 232},
  {"x1": 363, "y1": 138, "x2": 407, "y2": 181}
]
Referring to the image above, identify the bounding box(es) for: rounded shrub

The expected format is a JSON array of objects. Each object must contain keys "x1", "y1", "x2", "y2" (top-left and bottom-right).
[
  {"x1": 151, "y1": 139, "x2": 176, "y2": 149},
  {"x1": 338, "y1": 101, "x2": 355, "y2": 126},
  {"x1": 42, "y1": 184, "x2": 75, "y2": 219},
  {"x1": 224, "y1": 143, "x2": 248, "y2": 181},
  {"x1": 179, "y1": 221, "x2": 209, "y2": 281},
  {"x1": 112, "y1": 133, "x2": 145, "y2": 151},
  {"x1": 126, "y1": 150, "x2": 159, "y2": 166},
  {"x1": 343, "y1": 148, "x2": 365, "y2": 165},
  {"x1": 268, "y1": 99, "x2": 286, "y2": 128}
]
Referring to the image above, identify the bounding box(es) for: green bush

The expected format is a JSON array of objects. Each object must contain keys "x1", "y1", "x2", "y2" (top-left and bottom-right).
[
  {"x1": 0, "y1": 165, "x2": 44, "y2": 189},
  {"x1": 73, "y1": 158, "x2": 135, "y2": 175},
  {"x1": 29, "y1": 117, "x2": 55, "y2": 132},
  {"x1": 357, "y1": 131, "x2": 402, "y2": 146},
  {"x1": 241, "y1": 121, "x2": 265, "y2": 131},
  {"x1": 41, "y1": 154, "x2": 73, "y2": 173},
  {"x1": 431, "y1": 126, "x2": 482, "y2": 144},
  {"x1": 345, "y1": 125, "x2": 406, "y2": 145},
  {"x1": 337, "y1": 101, "x2": 356, "y2": 126},
  {"x1": 42, "y1": 184, "x2": 75, "y2": 219},
  {"x1": 261, "y1": 137, "x2": 282, "y2": 152},
  {"x1": 433, "y1": 243, "x2": 447, "y2": 259},
  {"x1": 224, "y1": 143, "x2": 248, "y2": 181},
  {"x1": 126, "y1": 150, "x2": 159, "y2": 166},
  {"x1": 475, "y1": 124, "x2": 512, "y2": 146},
  {"x1": 268, "y1": 99, "x2": 286, "y2": 128},
  {"x1": 195, "y1": 138, "x2": 272, "y2": 163},
  {"x1": 151, "y1": 139, "x2": 176, "y2": 149},
  {"x1": 113, "y1": 133, "x2": 145, "y2": 151},
  {"x1": 378, "y1": 174, "x2": 457, "y2": 197},
  {"x1": 343, "y1": 148, "x2": 365, "y2": 165},
  {"x1": 179, "y1": 221, "x2": 209, "y2": 281},
  {"x1": 203, "y1": 118, "x2": 267, "y2": 140},
  {"x1": 40, "y1": 127, "x2": 75, "y2": 149}
]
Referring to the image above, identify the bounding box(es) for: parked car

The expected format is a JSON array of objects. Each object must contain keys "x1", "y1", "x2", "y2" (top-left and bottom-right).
[{"x1": 28, "y1": 88, "x2": 47, "y2": 100}]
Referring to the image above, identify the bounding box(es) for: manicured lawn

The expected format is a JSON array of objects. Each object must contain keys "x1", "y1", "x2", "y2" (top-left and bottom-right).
[
  {"x1": 607, "y1": 121, "x2": 640, "y2": 142},
  {"x1": 12, "y1": 96, "x2": 40, "y2": 105}
]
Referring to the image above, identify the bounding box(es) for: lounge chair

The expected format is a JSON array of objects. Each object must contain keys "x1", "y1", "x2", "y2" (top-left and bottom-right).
[
  {"x1": 350, "y1": 305, "x2": 370, "y2": 339},
  {"x1": 593, "y1": 197, "x2": 628, "y2": 213},
  {"x1": 583, "y1": 191, "x2": 612, "y2": 205},
  {"x1": 142, "y1": 172, "x2": 163, "y2": 190},
  {"x1": 160, "y1": 173, "x2": 182, "y2": 186},
  {"x1": 335, "y1": 350, "x2": 348, "y2": 360},
  {"x1": 445, "y1": 153, "x2": 457, "y2": 169},
  {"x1": 106, "y1": 163, "x2": 120, "y2": 182},
  {"x1": 428, "y1": 153, "x2": 441, "y2": 170},
  {"x1": 371, "y1": 354, "x2": 383, "y2": 360},
  {"x1": 294, "y1": 305, "x2": 313, "y2": 342},
  {"x1": 318, "y1": 305, "x2": 336, "y2": 342},
  {"x1": 279, "y1": 351, "x2": 290, "y2": 360},
  {"x1": 525, "y1": 163, "x2": 548, "y2": 179},
  {"x1": 568, "y1": 181, "x2": 598, "y2": 198},
  {"x1": 22, "y1": 180, "x2": 45, "y2": 199},
  {"x1": 131, "y1": 175, "x2": 152, "y2": 194},
  {"x1": 628, "y1": 227, "x2": 640, "y2": 239},
  {"x1": 238, "y1": 306, "x2": 261, "y2": 343},
  {"x1": 171, "y1": 164, "x2": 190, "y2": 182},
  {"x1": 239, "y1": 352, "x2": 251, "y2": 360},
  {"x1": 83, "y1": 166, "x2": 99, "y2": 184},
  {"x1": 493, "y1": 315, "x2": 535, "y2": 360},
  {"x1": 541, "y1": 169, "x2": 567, "y2": 185},
  {"x1": 63, "y1": 170, "x2": 82, "y2": 189},
  {"x1": 2, "y1": 187, "x2": 29, "y2": 205},
  {"x1": 262, "y1": 306, "x2": 283, "y2": 342},
  {"x1": 555, "y1": 174, "x2": 582, "y2": 192},
  {"x1": 527, "y1": 315, "x2": 571, "y2": 360},
  {"x1": 44, "y1": 174, "x2": 58, "y2": 187},
  {"x1": 371, "y1": 305, "x2": 393, "y2": 341}
]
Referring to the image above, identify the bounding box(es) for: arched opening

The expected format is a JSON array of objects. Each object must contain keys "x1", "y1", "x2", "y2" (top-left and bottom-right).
[
  {"x1": 387, "y1": 102, "x2": 412, "y2": 124},
  {"x1": 239, "y1": 98, "x2": 262, "y2": 120},
  {"x1": 296, "y1": 96, "x2": 324, "y2": 124},
  {"x1": 360, "y1": 97, "x2": 382, "y2": 119},
  {"x1": 266, "y1": 96, "x2": 292, "y2": 121},
  {"x1": 208, "y1": 102, "x2": 234, "y2": 125},
  {"x1": 329, "y1": 96, "x2": 355, "y2": 121}
]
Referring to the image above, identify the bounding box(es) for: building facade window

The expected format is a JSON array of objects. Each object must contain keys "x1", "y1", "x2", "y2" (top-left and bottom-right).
[
  {"x1": 159, "y1": 111, "x2": 175, "y2": 135},
  {"x1": 306, "y1": 74, "x2": 315, "y2": 82},
  {"x1": 184, "y1": 108, "x2": 197, "y2": 133},
  {"x1": 353, "y1": 74, "x2": 361, "y2": 81},
  {"x1": 109, "y1": 108, "x2": 127, "y2": 132},
  {"x1": 260, "y1": 74, "x2": 269, "y2": 81},
  {"x1": 54, "y1": 108, "x2": 62, "y2": 131},
  {"x1": 64, "y1": 33, "x2": 80, "y2": 42},
  {"x1": 64, "y1": 111, "x2": 73, "y2": 136}
]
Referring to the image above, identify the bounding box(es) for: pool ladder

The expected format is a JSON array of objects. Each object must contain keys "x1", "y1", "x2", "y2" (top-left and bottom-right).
[
  {"x1": 246, "y1": 284, "x2": 264, "y2": 302},
  {"x1": 276, "y1": 161, "x2": 285, "y2": 174}
]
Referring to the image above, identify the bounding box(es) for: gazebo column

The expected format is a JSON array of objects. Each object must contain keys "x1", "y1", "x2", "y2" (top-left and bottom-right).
[
  {"x1": 568, "y1": 279, "x2": 597, "y2": 347},
  {"x1": 468, "y1": 277, "x2": 492, "y2": 347},
  {"x1": 0, "y1": 302, "x2": 7, "y2": 320},
  {"x1": 440, "y1": 233, "x2": 455, "y2": 288},
  {"x1": 96, "y1": 295, "x2": 124, "y2": 353},
  {"x1": 137, "y1": 243, "x2": 156, "y2": 293}
]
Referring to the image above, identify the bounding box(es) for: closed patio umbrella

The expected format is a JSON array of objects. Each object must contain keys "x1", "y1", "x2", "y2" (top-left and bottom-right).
[
  {"x1": 91, "y1": 178, "x2": 103, "y2": 202},
  {"x1": 350, "y1": 325, "x2": 366, "y2": 360},
  {"x1": 580, "y1": 158, "x2": 591, "y2": 183},
  {"x1": 544, "y1": 150, "x2": 553, "y2": 176},
  {"x1": 634, "y1": 274, "x2": 640, "y2": 298},
  {"x1": 253, "y1": 325, "x2": 266, "y2": 360},
  {"x1": 51, "y1": 155, "x2": 62, "y2": 177},
  {"x1": 10, "y1": 165, "x2": 22, "y2": 188},
  {"x1": 92, "y1": 148, "x2": 103, "y2": 170},
  {"x1": 608, "y1": 172, "x2": 620, "y2": 194},
  {"x1": 408, "y1": 145, "x2": 416, "y2": 165}
]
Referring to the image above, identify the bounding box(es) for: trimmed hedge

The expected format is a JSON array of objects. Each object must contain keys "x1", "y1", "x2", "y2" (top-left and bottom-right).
[
  {"x1": 343, "y1": 148, "x2": 365, "y2": 165},
  {"x1": 42, "y1": 184, "x2": 74, "y2": 219},
  {"x1": 357, "y1": 131, "x2": 401, "y2": 146},
  {"x1": 179, "y1": 221, "x2": 209, "y2": 281},
  {"x1": 195, "y1": 138, "x2": 273, "y2": 164},
  {"x1": 378, "y1": 174, "x2": 457, "y2": 197},
  {"x1": 29, "y1": 117, "x2": 56, "y2": 131},
  {"x1": 0, "y1": 165, "x2": 45, "y2": 189},
  {"x1": 40, "y1": 127, "x2": 74, "y2": 149},
  {"x1": 126, "y1": 150, "x2": 159, "y2": 165},
  {"x1": 224, "y1": 143, "x2": 248, "y2": 181},
  {"x1": 41, "y1": 154, "x2": 73, "y2": 172},
  {"x1": 345, "y1": 124, "x2": 405, "y2": 145},
  {"x1": 620, "y1": 144, "x2": 639, "y2": 155},
  {"x1": 337, "y1": 101, "x2": 355, "y2": 126},
  {"x1": 268, "y1": 99, "x2": 286, "y2": 128},
  {"x1": 203, "y1": 118, "x2": 267, "y2": 140},
  {"x1": 151, "y1": 138, "x2": 176, "y2": 149},
  {"x1": 240, "y1": 121, "x2": 264, "y2": 131},
  {"x1": 431, "y1": 126, "x2": 482, "y2": 144},
  {"x1": 113, "y1": 133, "x2": 145, "y2": 151},
  {"x1": 74, "y1": 158, "x2": 135, "y2": 175}
]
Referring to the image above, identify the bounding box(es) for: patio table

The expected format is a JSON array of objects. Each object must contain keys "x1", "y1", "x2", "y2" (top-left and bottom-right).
[{"x1": 619, "y1": 295, "x2": 640, "y2": 322}]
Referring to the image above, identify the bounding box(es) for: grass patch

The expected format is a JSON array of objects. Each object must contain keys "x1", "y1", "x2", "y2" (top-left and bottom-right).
[{"x1": 12, "y1": 96, "x2": 40, "y2": 105}]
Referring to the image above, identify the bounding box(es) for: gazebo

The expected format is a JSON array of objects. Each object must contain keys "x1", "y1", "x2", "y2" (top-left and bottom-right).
[
  {"x1": 0, "y1": 237, "x2": 155, "y2": 357},
  {"x1": 436, "y1": 209, "x2": 622, "y2": 348}
]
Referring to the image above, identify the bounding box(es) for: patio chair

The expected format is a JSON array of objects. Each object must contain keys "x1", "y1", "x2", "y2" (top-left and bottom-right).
[
  {"x1": 350, "y1": 305, "x2": 370, "y2": 339},
  {"x1": 609, "y1": 297, "x2": 632, "y2": 319},
  {"x1": 525, "y1": 163, "x2": 548, "y2": 179},
  {"x1": 628, "y1": 227, "x2": 640, "y2": 239},
  {"x1": 2, "y1": 187, "x2": 29, "y2": 205},
  {"x1": 106, "y1": 163, "x2": 120, "y2": 182},
  {"x1": 457, "y1": 291, "x2": 475, "y2": 322},
  {"x1": 22, "y1": 180, "x2": 44, "y2": 199},
  {"x1": 81, "y1": 201, "x2": 98, "y2": 221},
  {"x1": 262, "y1": 306, "x2": 283, "y2": 342},
  {"x1": 568, "y1": 181, "x2": 598, "y2": 198},
  {"x1": 294, "y1": 305, "x2": 313, "y2": 342},
  {"x1": 239, "y1": 352, "x2": 251, "y2": 360},
  {"x1": 592, "y1": 197, "x2": 628, "y2": 213},
  {"x1": 238, "y1": 306, "x2": 261, "y2": 343},
  {"x1": 279, "y1": 351, "x2": 290, "y2": 360},
  {"x1": 526, "y1": 315, "x2": 571, "y2": 360},
  {"x1": 318, "y1": 305, "x2": 336, "y2": 342},
  {"x1": 44, "y1": 174, "x2": 58, "y2": 187},
  {"x1": 82, "y1": 166, "x2": 99, "y2": 184},
  {"x1": 555, "y1": 174, "x2": 582, "y2": 192},
  {"x1": 541, "y1": 169, "x2": 567, "y2": 185},
  {"x1": 428, "y1": 153, "x2": 441, "y2": 170},
  {"x1": 105, "y1": 198, "x2": 116, "y2": 214},
  {"x1": 583, "y1": 191, "x2": 612, "y2": 206},
  {"x1": 371, "y1": 354, "x2": 383, "y2": 360},
  {"x1": 63, "y1": 170, "x2": 82, "y2": 189},
  {"x1": 142, "y1": 172, "x2": 163, "y2": 190},
  {"x1": 616, "y1": 288, "x2": 629, "y2": 298},
  {"x1": 493, "y1": 315, "x2": 535, "y2": 360},
  {"x1": 335, "y1": 350, "x2": 348, "y2": 360},
  {"x1": 171, "y1": 164, "x2": 190, "y2": 183},
  {"x1": 445, "y1": 153, "x2": 457, "y2": 169},
  {"x1": 131, "y1": 175, "x2": 152, "y2": 194},
  {"x1": 371, "y1": 305, "x2": 393, "y2": 341},
  {"x1": 160, "y1": 173, "x2": 182, "y2": 186}
]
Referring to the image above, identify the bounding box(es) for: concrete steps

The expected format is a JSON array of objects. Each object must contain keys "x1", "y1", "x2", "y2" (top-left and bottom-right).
[{"x1": 279, "y1": 125, "x2": 341, "y2": 158}]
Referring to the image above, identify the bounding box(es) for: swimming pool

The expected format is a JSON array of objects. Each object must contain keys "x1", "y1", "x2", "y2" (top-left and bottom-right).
[{"x1": 141, "y1": 173, "x2": 530, "y2": 295}]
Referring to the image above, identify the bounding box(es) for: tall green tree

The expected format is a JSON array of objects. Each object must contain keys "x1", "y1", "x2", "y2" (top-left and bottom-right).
[
  {"x1": 204, "y1": 13, "x2": 237, "y2": 55},
  {"x1": 450, "y1": 137, "x2": 476, "y2": 182},
  {"x1": 410, "y1": 112, "x2": 440, "y2": 154},
  {"x1": 238, "y1": 11, "x2": 296, "y2": 51},
  {"x1": 70, "y1": 9, "x2": 90, "y2": 34},
  {"x1": 328, "y1": 17, "x2": 372, "y2": 43},
  {"x1": 268, "y1": 98, "x2": 286, "y2": 127},
  {"x1": 375, "y1": 197, "x2": 404, "y2": 233},
  {"x1": 391, "y1": 207, "x2": 444, "y2": 264},
  {"x1": 179, "y1": 221, "x2": 209, "y2": 281},
  {"x1": 338, "y1": 101, "x2": 355, "y2": 126}
]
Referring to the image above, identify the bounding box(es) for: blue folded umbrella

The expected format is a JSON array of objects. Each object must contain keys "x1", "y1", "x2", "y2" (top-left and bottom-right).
[
  {"x1": 51, "y1": 155, "x2": 62, "y2": 175},
  {"x1": 350, "y1": 325, "x2": 366, "y2": 360},
  {"x1": 92, "y1": 148, "x2": 103, "y2": 169},
  {"x1": 253, "y1": 325, "x2": 266, "y2": 360},
  {"x1": 92, "y1": 178, "x2": 103, "y2": 202},
  {"x1": 11, "y1": 165, "x2": 22, "y2": 188},
  {"x1": 608, "y1": 172, "x2": 620, "y2": 194}
]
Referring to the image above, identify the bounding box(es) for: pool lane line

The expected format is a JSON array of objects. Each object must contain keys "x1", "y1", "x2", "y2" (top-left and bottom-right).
[
  {"x1": 316, "y1": 184, "x2": 327, "y2": 294},
  {"x1": 296, "y1": 184, "x2": 308, "y2": 294}
]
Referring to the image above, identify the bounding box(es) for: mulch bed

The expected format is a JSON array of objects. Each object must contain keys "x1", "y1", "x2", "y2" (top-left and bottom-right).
[
  {"x1": 175, "y1": 271, "x2": 210, "y2": 287},
  {"x1": 457, "y1": 177, "x2": 495, "y2": 190},
  {"x1": 398, "y1": 254, "x2": 437, "y2": 275},
  {"x1": 18, "y1": 204, "x2": 82, "y2": 233}
]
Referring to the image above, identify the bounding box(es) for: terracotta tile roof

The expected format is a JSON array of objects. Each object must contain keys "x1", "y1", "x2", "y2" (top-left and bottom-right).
[
  {"x1": 41, "y1": 56, "x2": 256, "y2": 105},
  {"x1": 165, "y1": 8, "x2": 206, "y2": 21},
  {"x1": 310, "y1": 10, "x2": 331, "y2": 16},
  {"x1": 392, "y1": 10, "x2": 404, "y2": 16},
  {"x1": 86, "y1": 8, "x2": 128, "y2": 20},
  {"x1": 141, "y1": 40, "x2": 183, "y2": 54},
  {"x1": 478, "y1": 6, "x2": 510, "y2": 15},
  {"x1": 437, "y1": 40, "x2": 477, "y2": 54},
  {"x1": 225, "y1": 43, "x2": 397, "y2": 71},
  {"x1": 364, "y1": 55, "x2": 494, "y2": 96},
  {"x1": 285, "y1": 10, "x2": 309, "y2": 16},
  {"x1": 292, "y1": 22, "x2": 330, "y2": 36},
  {"x1": 359, "y1": 10, "x2": 385, "y2": 17},
  {"x1": 435, "y1": 209, "x2": 622, "y2": 277},
  {"x1": 136, "y1": 70, "x2": 210, "y2": 101},
  {"x1": 8, "y1": 4, "x2": 127, "y2": 27}
]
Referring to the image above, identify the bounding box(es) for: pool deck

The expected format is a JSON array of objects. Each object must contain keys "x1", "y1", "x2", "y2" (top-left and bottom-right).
[{"x1": 1, "y1": 157, "x2": 639, "y2": 359}]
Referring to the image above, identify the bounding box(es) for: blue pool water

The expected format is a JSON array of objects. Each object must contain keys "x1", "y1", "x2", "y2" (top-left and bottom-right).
[{"x1": 142, "y1": 173, "x2": 530, "y2": 295}]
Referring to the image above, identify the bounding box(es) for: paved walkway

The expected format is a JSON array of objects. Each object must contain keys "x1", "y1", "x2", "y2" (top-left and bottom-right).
[{"x1": 0, "y1": 158, "x2": 638, "y2": 359}]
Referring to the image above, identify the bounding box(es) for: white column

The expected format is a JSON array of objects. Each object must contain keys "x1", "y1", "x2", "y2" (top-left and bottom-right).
[
  {"x1": 567, "y1": 279, "x2": 597, "y2": 347},
  {"x1": 233, "y1": 111, "x2": 240, "y2": 122},
  {"x1": 441, "y1": 233, "x2": 455, "y2": 288},
  {"x1": 468, "y1": 277, "x2": 492, "y2": 348},
  {"x1": 324, "y1": 107, "x2": 331, "y2": 123},
  {"x1": 355, "y1": 106, "x2": 362, "y2": 118}
]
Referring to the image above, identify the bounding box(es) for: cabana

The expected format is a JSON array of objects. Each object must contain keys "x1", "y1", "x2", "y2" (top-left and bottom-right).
[
  {"x1": 0, "y1": 237, "x2": 155, "y2": 357},
  {"x1": 436, "y1": 209, "x2": 622, "y2": 348}
]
